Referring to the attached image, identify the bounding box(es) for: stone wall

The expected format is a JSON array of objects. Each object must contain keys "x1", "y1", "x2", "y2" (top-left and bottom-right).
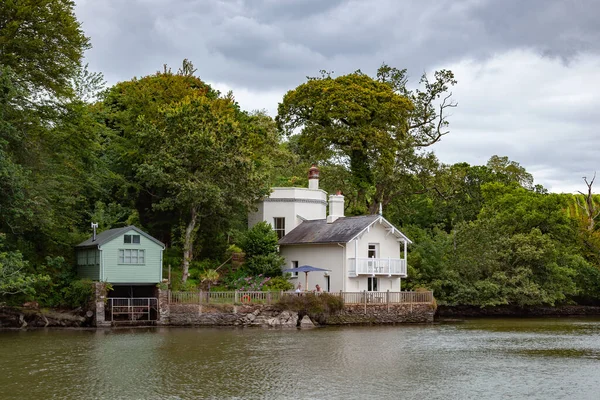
[
  {"x1": 164, "y1": 302, "x2": 434, "y2": 327},
  {"x1": 325, "y1": 303, "x2": 435, "y2": 325},
  {"x1": 167, "y1": 303, "x2": 302, "y2": 327},
  {"x1": 93, "y1": 282, "x2": 110, "y2": 327}
]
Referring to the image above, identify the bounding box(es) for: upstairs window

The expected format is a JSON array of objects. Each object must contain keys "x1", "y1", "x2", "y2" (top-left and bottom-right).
[
  {"x1": 119, "y1": 249, "x2": 145, "y2": 264},
  {"x1": 368, "y1": 243, "x2": 378, "y2": 259},
  {"x1": 274, "y1": 217, "x2": 285, "y2": 240},
  {"x1": 124, "y1": 234, "x2": 141, "y2": 244}
]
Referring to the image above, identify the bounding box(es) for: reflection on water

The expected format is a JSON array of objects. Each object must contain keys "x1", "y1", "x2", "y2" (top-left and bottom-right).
[{"x1": 1, "y1": 318, "x2": 600, "y2": 399}]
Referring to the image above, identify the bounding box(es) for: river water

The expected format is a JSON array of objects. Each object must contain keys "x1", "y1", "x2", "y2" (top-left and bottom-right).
[{"x1": 1, "y1": 318, "x2": 599, "y2": 399}]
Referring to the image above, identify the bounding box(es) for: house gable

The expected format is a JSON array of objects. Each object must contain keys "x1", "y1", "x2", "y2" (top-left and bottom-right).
[{"x1": 75, "y1": 226, "x2": 164, "y2": 284}]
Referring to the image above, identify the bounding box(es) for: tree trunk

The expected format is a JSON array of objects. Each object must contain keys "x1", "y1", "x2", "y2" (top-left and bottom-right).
[
  {"x1": 577, "y1": 174, "x2": 600, "y2": 232},
  {"x1": 181, "y1": 207, "x2": 198, "y2": 283}
]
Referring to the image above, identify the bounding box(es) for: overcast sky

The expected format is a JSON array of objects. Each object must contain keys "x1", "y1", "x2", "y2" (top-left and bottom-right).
[{"x1": 74, "y1": 0, "x2": 600, "y2": 193}]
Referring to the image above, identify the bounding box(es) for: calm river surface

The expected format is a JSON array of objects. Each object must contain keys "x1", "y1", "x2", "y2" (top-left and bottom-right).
[{"x1": 1, "y1": 318, "x2": 600, "y2": 399}]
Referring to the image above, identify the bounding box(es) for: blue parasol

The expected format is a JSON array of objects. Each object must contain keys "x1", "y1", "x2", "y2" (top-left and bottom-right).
[{"x1": 282, "y1": 265, "x2": 330, "y2": 291}]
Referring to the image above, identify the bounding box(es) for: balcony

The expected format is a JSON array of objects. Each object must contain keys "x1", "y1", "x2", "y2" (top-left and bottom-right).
[{"x1": 348, "y1": 258, "x2": 407, "y2": 277}]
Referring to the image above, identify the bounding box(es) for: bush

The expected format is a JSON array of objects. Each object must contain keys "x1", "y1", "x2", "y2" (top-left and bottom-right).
[
  {"x1": 276, "y1": 293, "x2": 344, "y2": 315},
  {"x1": 244, "y1": 253, "x2": 285, "y2": 277},
  {"x1": 229, "y1": 275, "x2": 271, "y2": 291},
  {"x1": 61, "y1": 279, "x2": 95, "y2": 308},
  {"x1": 263, "y1": 276, "x2": 294, "y2": 291},
  {"x1": 240, "y1": 222, "x2": 278, "y2": 258}
]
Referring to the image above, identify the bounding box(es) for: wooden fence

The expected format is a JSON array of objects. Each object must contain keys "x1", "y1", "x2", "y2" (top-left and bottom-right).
[{"x1": 168, "y1": 290, "x2": 434, "y2": 305}]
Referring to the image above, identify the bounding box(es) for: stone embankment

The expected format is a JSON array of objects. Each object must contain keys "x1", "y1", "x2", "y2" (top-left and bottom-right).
[
  {"x1": 164, "y1": 302, "x2": 435, "y2": 327},
  {"x1": 326, "y1": 303, "x2": 434, "y2": 324},
  {"x1": 166, "y1": 304, "x2": 315, "y2": 327}
]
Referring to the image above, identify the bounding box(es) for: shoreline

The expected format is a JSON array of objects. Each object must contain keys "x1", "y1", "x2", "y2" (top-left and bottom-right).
[
  {"x1": 436, "y1": 305, "x2": 600, "y2": 318},
  {"x1": 4, "y1": 304, "x2": 600, "y2": 330}
]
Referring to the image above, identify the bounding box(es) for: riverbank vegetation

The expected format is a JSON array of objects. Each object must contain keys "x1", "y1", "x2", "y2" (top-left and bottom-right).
[{"x1": 1, "y1": 1, "x2": 600, "y2": 310}]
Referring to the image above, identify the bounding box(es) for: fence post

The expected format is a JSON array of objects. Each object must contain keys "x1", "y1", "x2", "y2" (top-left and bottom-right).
[
  {"x1": 268, "y1": 291, "x2": 272, "y2": 305},
  {"x1": 386, "y1": 289, "x2": 390, "y2": 312},
  {"x1": 235, "y1": 290, "x2": 239, "y2": 304},
  {"x1": 363, "y1": 290, "x2": 367, "y2": 314},
  {"x1": 339, "y1": 290, "x2": 343, "y2": 303},
  {"x1": 199, "y1": 290, "x2": 203, "y2": 305}
]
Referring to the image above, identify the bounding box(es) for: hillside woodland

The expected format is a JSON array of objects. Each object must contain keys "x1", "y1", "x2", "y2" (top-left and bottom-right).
[{"x1": 2, "y1": 1, "x2": 600, "y2": 308}]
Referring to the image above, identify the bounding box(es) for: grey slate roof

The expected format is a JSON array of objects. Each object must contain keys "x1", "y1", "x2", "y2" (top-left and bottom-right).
[
  {"x1": 75, "y1": 225, "x2": 165, "y2": 248},
  {"x1": 278, "y1": 215, "x2": 380, "y2": 245}
]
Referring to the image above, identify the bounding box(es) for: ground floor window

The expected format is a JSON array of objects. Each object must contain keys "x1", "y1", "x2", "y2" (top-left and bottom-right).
[
  {"x1": 291, "y1": 260, "x2": 298, "y2": 277},
  {"x1": 368, "y1": 277, "x2": 378, "y2": 292},
  {"x1": 118, "y1": 249, "x2": 145, "y2": 264}
]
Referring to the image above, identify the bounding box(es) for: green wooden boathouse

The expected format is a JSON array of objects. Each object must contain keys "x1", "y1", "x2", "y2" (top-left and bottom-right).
[{"x1": 76, "y1": 225, "x2": 165, "y2": 296}]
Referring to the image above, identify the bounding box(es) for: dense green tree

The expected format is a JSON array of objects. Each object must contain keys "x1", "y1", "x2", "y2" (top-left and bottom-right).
[
  {"x1": 486, "y1": 155, "x2": 534, "y2": 190},
  {"x1": 0, "y1": 0, "x2": 90, "y2": 98},
  {"x1": 277, "y1": 65, "x2": 456, "y2": 212},
  {"x1": 240, "y1": 222, "x2": 285, "y2": 278},
  {"x1": 0, "y1": 235, "x2": 49, "y2": 298},
  {"x1": 135, "y1": 93, "x2": 274, "y2": 282}
]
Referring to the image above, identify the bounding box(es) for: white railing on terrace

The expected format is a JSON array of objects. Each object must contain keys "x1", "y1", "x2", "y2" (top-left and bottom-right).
[
  {"x1": 348, "y1": 258, "x2": 407, "y2": 276},
  {"x1": 169, "y1": 290, "x2": 284, "y2": 305},
  {"x1": 168, "y1": 290, "x2": 433, "y2": 305}
]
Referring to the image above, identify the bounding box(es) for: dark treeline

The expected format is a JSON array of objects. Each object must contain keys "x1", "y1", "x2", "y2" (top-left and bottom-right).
[{"x1": 2, "y1": 1, "x2": 600, "y2": 308}]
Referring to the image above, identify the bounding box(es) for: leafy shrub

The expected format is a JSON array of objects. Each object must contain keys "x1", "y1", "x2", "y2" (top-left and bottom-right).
[
  {"x1": 244, "y1": 253, "x2": 285, "y2": 277},
  {"x1": 221, "y1": 268, "x2": 250, "y2": 289},
  {"x1": 226, "y1": 244, "x2": 243, "y2": 256},
  {"x1": 276, "y1": 293, "x2": 344, "y2": 315},
  {"x1": 264, "y1": 276, "x2": 294, "y2": 291},
  {"x1": 240, "y1": 221, "x2": 278, "y2": 258},
  {"x1": 61, "y1": 279, "x2": 95, "y2": 308},
  {"x1": 229, "y1": 274, "x2": 271, "y2": 291},
  {"x1": 171, "y1": 278, "x2": 199, "y2": 292}
]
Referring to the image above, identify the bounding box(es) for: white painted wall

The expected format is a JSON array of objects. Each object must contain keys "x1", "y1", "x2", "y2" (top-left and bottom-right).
[
  {"x1": 354, "y1": 220, "x2": 401, "y2": 260},
  {"x1": 348, "y1": 221, "x2": 403, "y2": 291},
  {"x1": 279, "y1": 244, "x2": 344, "y2": 292},
  {"x1": 247, "y1": 187, "x2": 327, "y2": 234}
]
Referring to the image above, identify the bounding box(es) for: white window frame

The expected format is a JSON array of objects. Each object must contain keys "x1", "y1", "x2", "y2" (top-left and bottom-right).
[
  {"x1": 291, "y1": 260, "x2": 299, "y2": 277},
  {"x1": 118, "y1": 249, "x2": 145, "y2": 265},
  {"x1": 368, "y1": 243, "x2": 379, "y2": 259}
]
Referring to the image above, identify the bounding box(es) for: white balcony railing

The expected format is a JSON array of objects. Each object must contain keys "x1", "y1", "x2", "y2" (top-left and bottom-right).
[{"x1": 348, "y1": 258, "x2": 407, "y2": 277}]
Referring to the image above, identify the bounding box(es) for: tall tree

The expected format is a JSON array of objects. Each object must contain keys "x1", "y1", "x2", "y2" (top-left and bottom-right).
[
  {"x1": 0, "y1": 0, "x2": 90, "y2": 98},
  {"x1": 135, "y1": 94, "x2": 274, "y2": 282},
  {"x1": 277, "y1": 65, "x2": 456, "y2": 212}
]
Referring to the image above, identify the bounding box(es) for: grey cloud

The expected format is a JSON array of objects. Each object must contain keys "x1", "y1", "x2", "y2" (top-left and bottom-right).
[
  {"x1": 76, "y1": 0, "x2": 600, "y2": 90},
  {"x1": 74, "y1": 0, "x2": 600, "y2": 191}
]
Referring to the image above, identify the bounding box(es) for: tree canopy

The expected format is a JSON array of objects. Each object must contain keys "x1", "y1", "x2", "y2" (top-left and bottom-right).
[{"x1": 277, "y1": 65, "x2": 456, "y2": 213}]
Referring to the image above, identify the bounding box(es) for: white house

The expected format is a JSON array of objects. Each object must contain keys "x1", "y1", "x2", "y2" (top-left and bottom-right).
[{"x1": 248, "y1": 166, "x2": 411, "y2": 293}]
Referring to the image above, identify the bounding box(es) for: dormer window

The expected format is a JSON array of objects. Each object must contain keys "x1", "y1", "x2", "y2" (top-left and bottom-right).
[{"x1": 124, "y1": 234, "x2": 141, "y2": 244}]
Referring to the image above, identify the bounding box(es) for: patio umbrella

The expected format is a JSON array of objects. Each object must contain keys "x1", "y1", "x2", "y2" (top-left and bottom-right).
[{"x1": 282, "y1": 265, "x2": 330, "y2": 291}]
